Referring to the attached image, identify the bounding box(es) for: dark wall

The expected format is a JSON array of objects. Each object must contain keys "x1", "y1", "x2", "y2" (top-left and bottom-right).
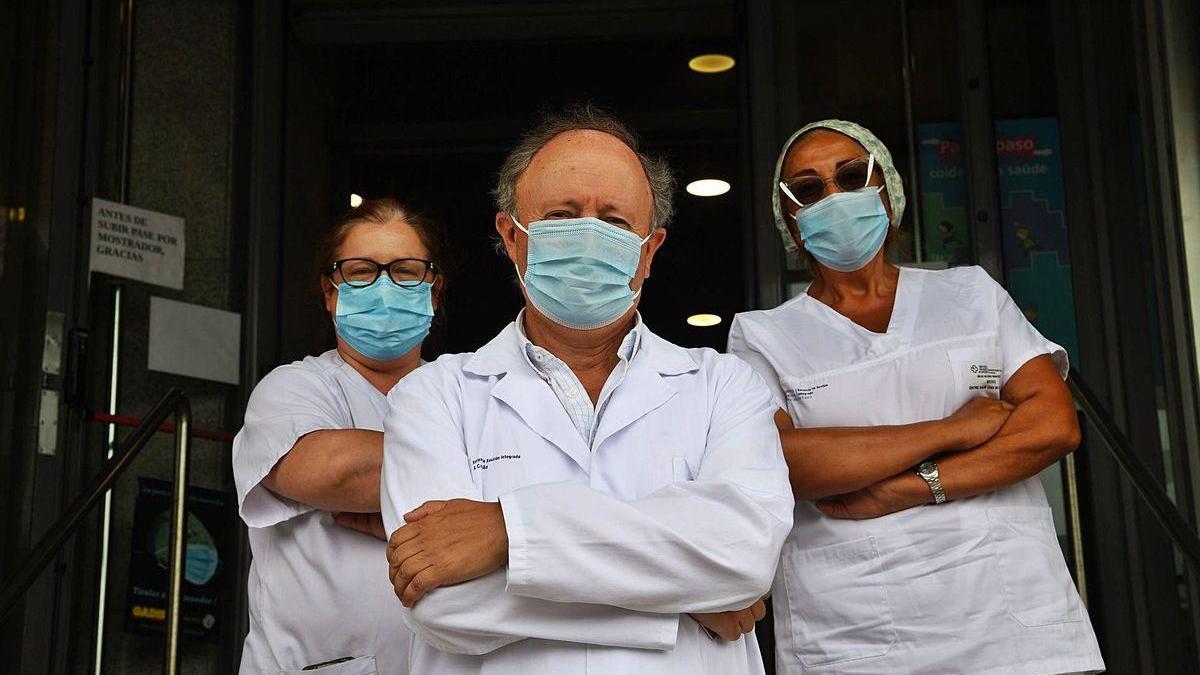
[{"x1": 280, "y1": 35, "x2": 744, "y2": 365}]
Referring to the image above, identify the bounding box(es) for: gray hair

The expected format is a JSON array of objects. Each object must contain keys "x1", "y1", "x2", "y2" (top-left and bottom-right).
[{"x1": 493, "y1": 103, "x2": 676, "y2": 234}]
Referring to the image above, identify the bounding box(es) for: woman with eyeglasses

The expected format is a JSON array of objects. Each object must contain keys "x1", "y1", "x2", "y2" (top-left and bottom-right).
[
  {"x1": 728, "y1": 121, "x2": 1103, "y2": 674},
  {"x1": 232, "y1": 197, "x2": 447, "y2": 674}
]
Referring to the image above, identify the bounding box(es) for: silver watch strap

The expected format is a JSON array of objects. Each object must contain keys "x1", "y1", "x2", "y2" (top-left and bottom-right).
[
  {"x1": 925, "y1": 473, "x2": 947, "y2": 504},
  {"x1": 917, "y1": 463, "x2": 947, "y2": 504}
]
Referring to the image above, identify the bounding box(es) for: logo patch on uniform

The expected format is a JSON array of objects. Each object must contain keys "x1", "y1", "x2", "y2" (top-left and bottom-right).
[
  {"x1": 784, "y1": 383, "x2": 828, "y2": 402},
  {"x1": 966, "y1": 363, "x2": 1002, "y2": 392},
  {"x1": 471, "y1": 454, "x2": 521, "y2": 471}
]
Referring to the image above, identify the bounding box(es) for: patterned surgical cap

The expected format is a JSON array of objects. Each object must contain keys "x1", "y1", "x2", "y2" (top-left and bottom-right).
[{"x1": 771, "y1": 119, "x2": 907, "y2": 256}]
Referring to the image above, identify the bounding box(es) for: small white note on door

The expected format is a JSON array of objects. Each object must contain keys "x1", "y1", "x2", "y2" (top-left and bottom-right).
[{"x1": 148, "y1": 297, "x2": 241, "y2": 385}]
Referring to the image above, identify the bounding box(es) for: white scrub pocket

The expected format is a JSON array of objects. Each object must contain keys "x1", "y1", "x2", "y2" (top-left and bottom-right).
[
  {"x1": 988, "y1": 507, "x2": 1082, "y2": 627},
  {"x1": 781, "y1": 536, "x2": 896, "y2": 668},
  {"x1": 281, "y1": 655, "x2": 377, "y2": 675},
  {"x1": 947, "y1": 346, "x2": 1004, "y2": 399}
]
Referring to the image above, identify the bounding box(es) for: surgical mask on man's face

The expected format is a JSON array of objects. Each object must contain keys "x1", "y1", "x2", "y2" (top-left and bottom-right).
[
  {"x1": 511, "y1": 216, "x2": 650, "y2": 330},
  {"x1": 795, "y1": 186, "x2": 889, "y2": 272}
]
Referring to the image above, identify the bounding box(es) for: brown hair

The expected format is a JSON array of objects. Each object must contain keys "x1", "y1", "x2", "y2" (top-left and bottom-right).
[{"x1": 316, "y1": 196, "x2": 450, "y2": 308}]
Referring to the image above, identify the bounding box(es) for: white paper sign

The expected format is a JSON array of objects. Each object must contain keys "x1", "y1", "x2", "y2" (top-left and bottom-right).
[
  {"x1": 148, "y1": 297, "x2": 241, "y2": 385},
  {"x1": 90, "y1": 198, "x2": 185, "y2": 289}
]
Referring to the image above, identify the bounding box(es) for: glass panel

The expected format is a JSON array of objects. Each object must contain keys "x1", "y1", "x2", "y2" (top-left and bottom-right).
[
  {"x1": 908, "y1": 0, "x2": 970, "y2": 267},
  {"x1": 786, "y1": 0, "x2": 912, "y2": 297}
]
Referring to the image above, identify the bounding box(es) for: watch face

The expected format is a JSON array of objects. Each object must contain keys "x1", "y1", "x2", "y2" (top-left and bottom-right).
[{"x1": 918, "y1": 462, "x2": 937, "y2": 478}]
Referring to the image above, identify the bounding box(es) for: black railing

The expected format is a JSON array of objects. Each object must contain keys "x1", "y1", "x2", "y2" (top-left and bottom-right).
[
  {"x1": 0, "y1": 388, "x2": 191, "y2": 675},
  {"x1": 1067, "y1": 369, "x2": 1200, "y2": 570}
]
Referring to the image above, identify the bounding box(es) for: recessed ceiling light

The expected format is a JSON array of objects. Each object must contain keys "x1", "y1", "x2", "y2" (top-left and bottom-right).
[
  {"x1": 688, "y1": 54, "x2": 736, "y2": 73},
  {"x1": 350, "y1": 193, "x2": 364, "y2": 208},
  {"x1": 687, "y1": 313, "x2": 722, "y2": 327},
  {"x1": 686, "y1": 179, "x2": 731, "y2": 197}
]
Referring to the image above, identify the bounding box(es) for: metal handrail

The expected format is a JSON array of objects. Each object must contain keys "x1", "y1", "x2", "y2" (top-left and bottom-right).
[
  {"x1": 0, "y1": 388, "x2": 191, "y2": 675},
  {"x1": 1067, "y1": 369, "x2": 1200, "y2": 570}
]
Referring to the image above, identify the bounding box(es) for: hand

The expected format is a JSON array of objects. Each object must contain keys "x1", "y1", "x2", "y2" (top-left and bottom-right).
[
  {"x1": 387, "y1": 499, "x2": 509, "y2": 607},
  {"x1": 944, "y1": 396, "x2": 1015, "y2": 450},
  {"x1": 333, "y1": 511, "x2": 387, "y2": 540},
  {"x1": 816, "y1": 472, "x2": 928, "y2": 520},
  {"x1": 689, "y1": 597, "x2": 767, "y2": 641}
]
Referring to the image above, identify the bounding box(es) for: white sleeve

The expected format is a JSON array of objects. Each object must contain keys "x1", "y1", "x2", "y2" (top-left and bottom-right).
[
  {"x1": 983, "y1": 269, "x2": 1069, "y2": 386},
  {"x1": 380, "y1": 363, "x2": 680, "y2": 655},
  {"x1": 232, "y1": 365, "x2": 347, "y2": 528},
  {"x1": 727, "y1": 314, "x2": 786, "y2": 408},
  {"x1": 500, "y1": 356, "x2": 794, "y2": 614}
]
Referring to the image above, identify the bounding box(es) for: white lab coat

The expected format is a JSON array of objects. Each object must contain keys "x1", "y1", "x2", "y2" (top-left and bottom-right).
[
  {"x1": 232, "y1": 350, "x2": 411, "y2": 675},
  {"x1": 728, "y1": 266, "x2": 1105, "y2": 675},
  {"x1": 380, "y1": 320, "x2": 794, "y2": 675}
]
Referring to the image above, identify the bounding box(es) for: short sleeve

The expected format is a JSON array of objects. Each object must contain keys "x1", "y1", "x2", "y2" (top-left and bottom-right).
[
  {"x1": 232, "y1": 364, "x2": 348, "y2": 528},
  {"x1": 727, "y1": 314, "x2": 787, "y2": 408},
  {"x1": 986, "y1": 270, "x2": 1069, "y2": 386}
]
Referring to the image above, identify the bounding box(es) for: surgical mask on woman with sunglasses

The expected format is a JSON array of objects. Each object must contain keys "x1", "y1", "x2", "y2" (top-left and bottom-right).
[{"x1": 779, "y1": 154, "x2": 891, "y2": 272}]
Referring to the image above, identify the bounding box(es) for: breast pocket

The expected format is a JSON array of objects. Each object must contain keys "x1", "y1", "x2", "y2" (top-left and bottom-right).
[
  {"x1": 471, "y1": 446, "x2": 530, "y2": 501},
  {"x1": 947, "y1": 346, "x2": 1004, "y2": 399},
  {"x1": 780, "y1": 537, "x2": 897, "y2": 668},
  {"x1": 282, "y1": 655, "x2": 377, "y2": 675}
]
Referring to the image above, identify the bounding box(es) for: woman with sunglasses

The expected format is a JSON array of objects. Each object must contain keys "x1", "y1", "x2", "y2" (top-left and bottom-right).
[
  {"x1": 232, "y1": 197, "x2": 447, "y2": 674},
  {"x1": 729, "y1": 121, "x2": 1103, "y2": 675}
]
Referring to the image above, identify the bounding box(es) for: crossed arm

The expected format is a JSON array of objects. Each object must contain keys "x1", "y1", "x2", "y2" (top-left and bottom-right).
[
  {"x1": 380, "y1": 364, "x2": 793, "y2": 653},
  {"x1": 263, "y1": 429, "x2": 389, "y2": 539},
  {"x1": 792, "y1": 355, "x2": 1080, "y2": 519}
]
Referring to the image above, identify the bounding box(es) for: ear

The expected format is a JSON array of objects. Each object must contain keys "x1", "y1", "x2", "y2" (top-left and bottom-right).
[
  {"x1": 322, "y1": 275, "x2": 338, "y2": 316},
  {"x1": 430, "y1": 274, "x2": 443, "y2": 312},
  {"x1": 495, "y1": 211, "x2": 523, "y2": 268},
  {"x1": 637, "y1": 227, "x2": 668, "y2": 283},
  {"x1": 879, "y1": 186, "x2": 894, "y2": 221},
  {"x1": 787, "y1": 220, "x2": 804, "y2": 251}
]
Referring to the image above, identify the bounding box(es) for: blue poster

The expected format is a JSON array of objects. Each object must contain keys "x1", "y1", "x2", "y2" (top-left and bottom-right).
[
  {"x1": 916, "y1": 123, "x2": 972, "y2": 266},
  {"x1": 995, "y1": 118, "x2": 1080, "y2": 367}
]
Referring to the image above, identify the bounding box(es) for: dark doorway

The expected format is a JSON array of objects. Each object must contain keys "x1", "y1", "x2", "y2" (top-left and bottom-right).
[{"x1": 279, "y1": 16, "x2": 744, "y2": 364}]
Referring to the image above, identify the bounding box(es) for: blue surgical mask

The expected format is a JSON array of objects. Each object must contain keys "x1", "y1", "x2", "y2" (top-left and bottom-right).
[
  {"x1": 795, "y1": 186, "x2": 889, "y2": 272},
  {"x1": 334, "y1": 280, "x2": 434, "y2": 360},
  {"x1": 185, "y1": 543, "x2": 219, "y2": 586},
  {"x1": 512, "y1": 216, "x2": 650, "y2": 330}
]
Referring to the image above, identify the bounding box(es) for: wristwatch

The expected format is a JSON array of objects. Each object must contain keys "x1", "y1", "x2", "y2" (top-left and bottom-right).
[{"x1": 916, "y1": 461, "x2": 947, "y2": 504}]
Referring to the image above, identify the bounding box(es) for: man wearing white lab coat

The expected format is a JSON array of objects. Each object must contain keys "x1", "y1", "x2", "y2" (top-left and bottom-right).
[{"x1": 379, "y1": 104, "x2": 794, "y2": 675}]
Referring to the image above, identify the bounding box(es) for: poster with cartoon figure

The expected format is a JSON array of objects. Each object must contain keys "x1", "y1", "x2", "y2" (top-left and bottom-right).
[
  {"x1": 995, "y1": 117, "x2": 1080, "y2": 366},
  {"x1": 917, "y1": 122, "x2": 973, "y2": 266}
]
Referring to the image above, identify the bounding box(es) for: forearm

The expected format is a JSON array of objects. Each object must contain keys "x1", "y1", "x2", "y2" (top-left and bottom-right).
[
  {"x1": 779, "y1": 410, "x2": 964, "y2": 499},
  {"x1": 500, "y1": 480, "x2": 791, "y2": 613},
  {"x1": 264, "y1": 429, "x2": 383, "y2": 511},
  {"x1": 867, "y1": 394, "x2": 1080, "y2": 509},
  {"x1": 405, "y1": 569, "x2": 679, "y2": 655},
  {"x1": 936, "y1": 395, "x2": 1079, "y2": 501}
]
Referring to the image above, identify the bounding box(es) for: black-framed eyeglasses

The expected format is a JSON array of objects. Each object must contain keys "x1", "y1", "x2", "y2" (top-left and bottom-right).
[
  {"x1": 328, "y1": 258, "x2": 436, "y2": 288},
  {"x1": 779, "y1": 154, "x2": 878, "y2": 210}
]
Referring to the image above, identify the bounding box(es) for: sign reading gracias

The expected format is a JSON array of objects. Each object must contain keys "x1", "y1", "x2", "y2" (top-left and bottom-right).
[{"x1": 90, "y1": 197, "x2": 185, "y2": 289}]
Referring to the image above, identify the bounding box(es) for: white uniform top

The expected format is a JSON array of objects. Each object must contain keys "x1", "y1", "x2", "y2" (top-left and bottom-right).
[
  {"x1": 380, "y1": 320, "x2": 794, "y2": 675},
  {"x1": 232, "y1": 350, "x2": 411, "y2": 675},
  {"x1": 728, "y1": 266, "x2": 1104, "y2": 675}
]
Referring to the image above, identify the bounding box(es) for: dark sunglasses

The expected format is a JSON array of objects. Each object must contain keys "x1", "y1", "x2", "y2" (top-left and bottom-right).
[{"x1": 779, "y1": 154, "x2": 878, "y2": 210}]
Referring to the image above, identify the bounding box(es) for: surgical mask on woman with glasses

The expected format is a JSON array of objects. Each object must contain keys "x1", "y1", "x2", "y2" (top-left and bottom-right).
[{"x1": 330, "y1": 258, "x2": 436, "y2": 360}]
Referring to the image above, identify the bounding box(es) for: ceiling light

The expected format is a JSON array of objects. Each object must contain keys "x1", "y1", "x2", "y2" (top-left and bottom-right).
[
  {"x1": 350, "y1": 193, "x2": 364, "y2": 208},
  {"x1": 687, "y1": 313, "x2": 722, "y2": 327},
  {"x1": 688, "y1": 54, "x2": 736, "y2": 73},
  {"x1": 686, "y1": 179, "x2": 730, "y2": 197}
]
